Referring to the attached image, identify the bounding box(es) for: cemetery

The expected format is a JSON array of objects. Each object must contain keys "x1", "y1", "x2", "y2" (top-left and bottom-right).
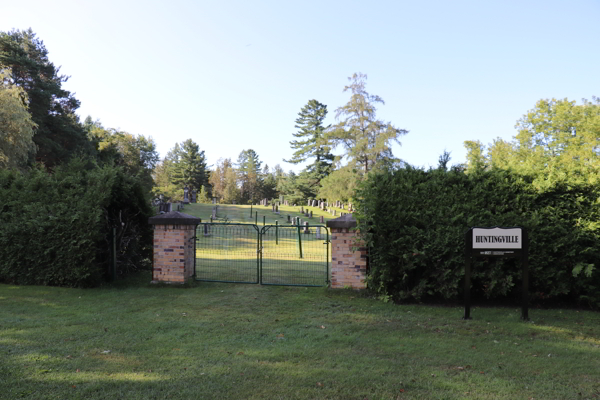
[{"x1": 0, "y1": 18, "x2": 598, "y2": 399}]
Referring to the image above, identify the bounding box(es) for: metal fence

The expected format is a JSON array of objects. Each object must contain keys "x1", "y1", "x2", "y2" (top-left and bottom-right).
[{"x1": 195, "y1": 223, "x2": 329, "y2": 286}]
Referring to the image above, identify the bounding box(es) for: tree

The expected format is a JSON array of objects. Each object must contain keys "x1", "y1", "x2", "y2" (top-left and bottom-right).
[
  {"x1": 0, "y1": 67, "x2": 36, "y2": 168},
  {"x1": 317, "y1": 165, "x2": 360, "y2": 203},
  {"x1": 286, "y1": 99, "x2": 334, "y2": 177},
  {"x1": 325, "y1": 73, "x2": 408, "y2": 174},
  {"x1": 222, "y1": 167, "x2": 241, "y2": 204},
  {"x1": 0, "y1": 29, "x2": 94, "y2": 167},
  {"x1": 236, "y1": 149, "x2": 262, "y2": 203},
  {"x1": 172, "y1": 139, "x2": 209, "y2": 192},
  {"x1": 84, "y1": 117, "x2": 158, "y2": 195},
  {"x1": 209, "y1": 158, "x2": 234, "y2": 201},
  {"x1": 464, "y1": 98, "x2": 600, "y2": 187}
]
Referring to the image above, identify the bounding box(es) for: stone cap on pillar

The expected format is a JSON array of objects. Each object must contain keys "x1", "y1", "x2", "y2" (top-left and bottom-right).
[
  {"x1": 326, "y1": 213, "x2": 357, "y2": 229},
  {"x1": 148, "y1": 211, "x2": 201, "y2": 226}
]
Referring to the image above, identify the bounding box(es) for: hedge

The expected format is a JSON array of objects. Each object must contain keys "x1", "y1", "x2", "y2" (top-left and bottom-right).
[
  {"x1": 0, "y1": 159, "x2": 153, "y2": 287},
  {"x1": 354, "y1": 167, "x2": 600, "y2": 307}
]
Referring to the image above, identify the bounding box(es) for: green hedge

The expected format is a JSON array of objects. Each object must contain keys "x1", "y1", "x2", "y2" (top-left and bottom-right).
[
  {"x1": 0, "y1": 159, "x2": 153, "y2": 287},
  {"x1": 355, "y1": 167, "x2": 600, "y2": 307}
]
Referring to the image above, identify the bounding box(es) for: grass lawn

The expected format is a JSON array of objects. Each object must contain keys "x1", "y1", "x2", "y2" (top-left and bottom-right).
[{"x1": 1, "y1": 275, "x2": 599, "y2": 399}]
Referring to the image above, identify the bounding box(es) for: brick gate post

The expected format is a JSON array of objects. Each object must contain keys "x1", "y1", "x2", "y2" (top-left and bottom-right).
[
  {"x1": 326, "y1": 214, "x2": 367, "y2": 289},
  {"x1": 148, "y1": 211, "x2": 200, "y2": 283}
]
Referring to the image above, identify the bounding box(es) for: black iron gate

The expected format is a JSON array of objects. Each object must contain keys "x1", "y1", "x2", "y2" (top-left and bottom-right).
[{"x1": 195, "y1": 223, "x2": 329, "y2": 286}]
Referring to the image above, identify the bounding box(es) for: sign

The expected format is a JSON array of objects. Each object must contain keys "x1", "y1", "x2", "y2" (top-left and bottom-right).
[
  {"x1": 464, "y1": 226, "x2": 529, "y2": 321},
  {"x1": 472, "y1": 227, "x2": 522, "y2": 249}
]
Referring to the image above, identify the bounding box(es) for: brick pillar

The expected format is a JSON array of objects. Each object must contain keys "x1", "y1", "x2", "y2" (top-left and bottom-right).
[
  {"x1": 148, "y1": 211, "x2": 200, "y2": 284},
  {"x1": 326, "y1": 214, "x2": 367, "y2": 289}
]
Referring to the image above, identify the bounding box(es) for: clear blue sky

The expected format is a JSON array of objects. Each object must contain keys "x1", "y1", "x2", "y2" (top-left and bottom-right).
[{"x1": 3, "y1": 0, "x2": 598, "y2": 172}]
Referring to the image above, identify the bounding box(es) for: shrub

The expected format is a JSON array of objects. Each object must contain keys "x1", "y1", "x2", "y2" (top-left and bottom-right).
[
  {"x1": 355, "y1": 166, "x2": 600, "y2": 307},
  {"x1": 0, "y1": 159, "x2": 153, "y2": 287}
]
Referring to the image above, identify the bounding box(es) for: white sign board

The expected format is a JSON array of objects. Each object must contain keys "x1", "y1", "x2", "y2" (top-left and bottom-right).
[{"x1": 472, "y1": 227, "x2": 522, "y2": 249}]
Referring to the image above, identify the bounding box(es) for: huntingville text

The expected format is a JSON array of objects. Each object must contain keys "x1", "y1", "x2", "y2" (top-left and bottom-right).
[{"x1": 475, "y1": 235, "x2": 519, "y2": 244}]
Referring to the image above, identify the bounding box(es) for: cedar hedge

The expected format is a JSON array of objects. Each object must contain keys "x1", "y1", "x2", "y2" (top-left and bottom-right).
[
  {"x1": 0, "y1": 159, "x2": 153, "y2": 287},
  {"x1": 354, "y1": 166, "x2": 599, "y2": 307}
]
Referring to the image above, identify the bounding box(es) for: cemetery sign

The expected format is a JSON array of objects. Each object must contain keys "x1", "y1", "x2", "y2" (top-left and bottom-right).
[{"x1": 464, "y1": 226, "x2": 529, "y2": 321}]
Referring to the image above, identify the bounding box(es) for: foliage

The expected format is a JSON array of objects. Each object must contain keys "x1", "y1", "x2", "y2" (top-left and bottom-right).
[
  {"x1": 325, "y1": 73, "x2": 408, "y2": 174},
  {"x1": 355, "y1": 166, "x2": 600, "y2": 307},
  {"x1": 236, "y1": 149, "x2": 262, "y2": 203},
  {"x1": 0, "y1": 29, "x2": 94, "y2": 167},
  {"x1": 0, "y1": 67, "x2": 36, "y2": 168},
  {"x1": 317, "y1": 165, "x2": 361, "y2": 203},
  {"x1": 153, "y1": 140, "x2": 208, "y2": 201},
  {"x1": 285, "y1": 99, "x2": 334, "y2": 189},
  {"x1": 173, "y1": 139, "x2": 209, "y2": 191},
  {"x1": 84, "y1": 117, "x2": 158, "y2": 195},
  {"x1": 464, "y1": 97, "x2": 600, "y2": 187},
  {"x1": 0, "y1": 159, "x2": 153, "y2": 287}
]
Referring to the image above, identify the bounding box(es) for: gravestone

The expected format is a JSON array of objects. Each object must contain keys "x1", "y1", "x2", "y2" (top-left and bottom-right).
[
  {"x1": 287, "y1": 215, "x2": 291, "y2": 223},
  {"x1": 308, "y1": 199, "x2": 311, "y2": 207},
  {"x1": 320, "y1": 216, "x2": 324, "y2": 223},
  {"x1": 303, "y1": 221, "x2": 310, "y2": 234},
  {"x1": 333, "y1": 210, "x2": 337, "y2": 216},
  {"x1": 191, "y1": 189, "x2": 197, "y2": 203},
  {"x1": 212, "y1": 197, "x2": 216, "y2": 204},
  {"x1": 183, "y1": 186, "x2": 190, "y2": 204},
  {"x1": 309, "y1": 210, "x2": 313, "y2": 218},
  {"x1": 301, "y1": 206, "x2": 304, "y2": 213},
  {"x1": 204, "y1": 223, "x2": 210, "y2": 236},
  {"x1": 212, "y1": 207, "x2": 217, "y2": 219},
  {"x1": 316, "y1": 226, "x2": 321, "y2": 239}
]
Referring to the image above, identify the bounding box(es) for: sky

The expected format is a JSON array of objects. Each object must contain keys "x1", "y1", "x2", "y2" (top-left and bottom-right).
[{"x1": 2, "y1": 0, "x2": 599, "y2": 172}]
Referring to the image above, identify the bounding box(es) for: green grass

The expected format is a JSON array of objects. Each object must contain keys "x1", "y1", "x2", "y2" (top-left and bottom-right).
[
  {"x1": 181, "y1": 202, "x2": 338, "y2": 225},
  {"x1": 1, "y1": 277, "x2": 599, "y2": 399}
]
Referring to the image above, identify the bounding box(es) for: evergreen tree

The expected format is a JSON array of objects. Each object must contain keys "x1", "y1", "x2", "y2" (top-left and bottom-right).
[
  {"x1": 325, "y1": 73, "x2": 408, "y2": 174},
  {"x1": 236, "y1": 149, "x2": 262, "y2": 203},
  {"x1": 286, "y1": 99, "x2": 334, "y2": 179},
  {"x1": 172, "y1": 139, "x2": 209, "y2": 191},
  {"x1": 0, "y1": 29, "x2": 94, "y2": 167}
]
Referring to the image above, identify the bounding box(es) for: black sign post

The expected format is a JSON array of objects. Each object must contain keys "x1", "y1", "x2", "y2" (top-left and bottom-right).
[{"x1": 464, "y1": 226, "x2": 529, "y2": 320}]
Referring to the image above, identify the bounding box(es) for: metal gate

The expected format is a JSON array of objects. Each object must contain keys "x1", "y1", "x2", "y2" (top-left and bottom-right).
[{"x1": 195, "y1": 223, "x2": 329, "y2": 286}]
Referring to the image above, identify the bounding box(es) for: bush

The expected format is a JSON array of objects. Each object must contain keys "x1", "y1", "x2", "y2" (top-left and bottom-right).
[
  {"x1": 355, "y1": 166, "x2": 600, "y2": 307},
  {"x1": 0, "y1": 159, "x2": 153, "y2": 287}
]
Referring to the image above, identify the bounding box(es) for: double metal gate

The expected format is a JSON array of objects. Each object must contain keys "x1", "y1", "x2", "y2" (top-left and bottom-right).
[{"x1": 195, "y1": 223, "x2": 330, "y2": 286}]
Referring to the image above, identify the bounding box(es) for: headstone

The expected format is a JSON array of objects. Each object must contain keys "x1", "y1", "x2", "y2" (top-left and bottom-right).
[
  {"x1": 341, "y1": 204, "x2": 344, "y2": 210},
  {"x1": 308, "y1": 199, "x2": 311, "y2": 207},
  {"x1": 301, "y1": 206, "x2": 304, "y2": 213},
  {"x1": 333, "y1": 210, "x2": 337, "y2": 216},
  {"x1": 183, "y1": 186, "x2": 189, "y2": 204},
  {"x1": 320, "y1": 216, "x2": 324, "y2": 223},
  {"x1": 309, "y1": 210, "x2": 313, "y2": 218},
  {"x1": 316, "y1": 226, "x2": 321, "y2": 239},
  {"x1": 191, "y1": 190, "x2": 197, "y2": 203},
  {"x1": 287, "y1": 215, "x2": 291, "y2": 223},
  {"x1": 303, "y1": 221, "x2": 310, "y2": 234},
  {"x1": 275, "y1": 205, "x2": 279, "y2": 214},
  {"x1": 313, "y1": 200, "x2": 317, "y2": 207},
  {"x1": 204, "y1": 223, "x2": 211, "y2": 236},
  {"x1": 212, "y1": 207, "x2": 216, "y2": 219},
  {"x1": 212, "y1": 197, "x2": 216, "y2": 204}
]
